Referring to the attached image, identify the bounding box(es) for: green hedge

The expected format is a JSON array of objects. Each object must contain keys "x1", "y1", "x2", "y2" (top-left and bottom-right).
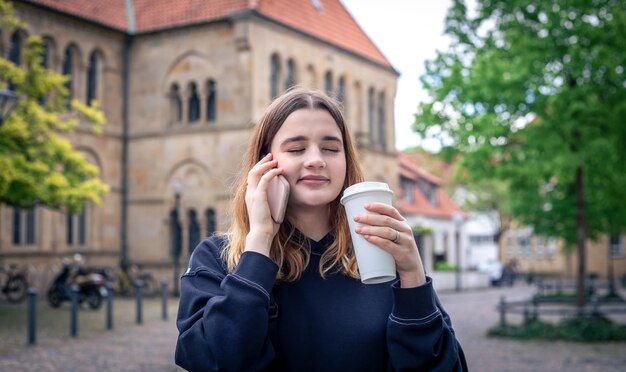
[
  {"x1": 488, "y1": 315, "x2": 626, "y2": 342},
  {"x1": 434, "y1": 262, "x2": 457, "y2": 271}
]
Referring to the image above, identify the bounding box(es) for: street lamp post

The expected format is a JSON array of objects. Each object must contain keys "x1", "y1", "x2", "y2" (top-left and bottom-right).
[
  {"x1": 171, "y1": 180, "x2": 183, "y2": 297},
  {"x1": 0, "y1": 89, "x2": 18, "y2": 126},
  {"x1": 452, "y1": 212, "x2": 464, "y2": 292}
]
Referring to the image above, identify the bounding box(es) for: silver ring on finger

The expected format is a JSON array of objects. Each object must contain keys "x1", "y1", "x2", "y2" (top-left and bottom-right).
[{"x1": 391, "y1": 230, "x2": 400, "y2": 244}]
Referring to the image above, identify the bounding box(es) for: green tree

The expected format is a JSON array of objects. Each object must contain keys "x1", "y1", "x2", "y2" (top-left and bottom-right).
[
  {"x1": 461, "y1": 178, "x2": 513, "y2": 246},
  {"x1": 0, "y1": 0, "x2": 108, "y2": 213},
  {"x1": 414, "y1": 0, "x2": 626, "y2": 307}
]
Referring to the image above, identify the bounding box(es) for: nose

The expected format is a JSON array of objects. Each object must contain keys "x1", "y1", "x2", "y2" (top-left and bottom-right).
[{"x1": 304, "y1": 148, "x2": 326, "y2": 169}]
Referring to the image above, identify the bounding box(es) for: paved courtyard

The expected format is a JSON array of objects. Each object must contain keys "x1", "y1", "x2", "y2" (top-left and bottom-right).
[
  {"x1": 0, "y1": 283, "x2": 624, "y2": 371},
  {"x1": 440, "y1": 284, "x2": 626, "y2": 372}
]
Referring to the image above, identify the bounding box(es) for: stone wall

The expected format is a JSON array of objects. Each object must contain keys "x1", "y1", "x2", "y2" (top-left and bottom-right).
[{"x1": 1, "y1": 5, "x2": 400, "y2": 288}]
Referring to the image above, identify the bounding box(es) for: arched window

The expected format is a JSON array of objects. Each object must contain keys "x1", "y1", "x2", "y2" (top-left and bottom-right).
[
  {"x1": 41, "y1": 39, "x2": 50, "y2": 69},
  {"x1": 66, "y1": 213, "x2": 73, "y2": 245},
  {"x1": 270, "y1": 53, "x2": 281, "y2": 99},
  {"x1": 67, "y1": 206, "x2": 87, "y2": 246},
  {"x1": 206, "y1": 79, "x2": 216, "y2": 122},
  {"x1": 306, "y1": 65, "x2": 316, "y2": 88},
  {"x1": 324, "y1": 70, "x2": 333, "y2": 96},
  {"x1": 188, "y1": 209, "x2": 200, "y2": 253},
  {"x1": 39, "y1": 38, "x2": 54, "y2": 105},
  {"x1": 62, "y1": 45, "x2": 77, "y2": 109},
  {"x1": 170, "y1": 208, "x2": 182, "y2": 258},
  {"x1": 353, "y1": 81, "x2": 362, "y2": 129},
  {"x1": 188, "y1": 82, "x2": 200, "y2": 123},
  {"x1": 26, "y1": 207, "x2": 36, "y2": 245},
  {"x1": 378, "y1": 91, "x2": 386, "y2": 151},
  {"x1": 12, "y1": 208, "x2": 21, "y2": 245},
  {"x1": 205, "y1": 208, "x2": 216, "y2": 237},
  {"x1": 8, "y1": 31, "x2": 23, "y2": 91},
  {"x1": 284, "y1": 59, "x2": 296, "y2": 90},
  {"x1": 9, "y1": 31, "x2": 22, "y2": 65},
  {"x1": 86, "y1": 51, "x2": 100, "y2": 105},
  {"x1": 368, "y1": 87, "x2": 375, "y2": 146},
  {"x1": 12, "y1": 206, "x2": 37, "y2": 245},
  {"x1": 170, "y1": 84, "x2": 182, "y2": 123},
  {"x1": 337, "y1": 76, "x2": 346, "y2": 113},
  {"x1": 78, "y1": 208, "x2": 86, "y2": 245}
]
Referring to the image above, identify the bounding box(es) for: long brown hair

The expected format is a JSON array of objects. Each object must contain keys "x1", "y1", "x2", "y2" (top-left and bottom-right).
[{"x1": 223, "y1": 87, "x2": 364, "y2": 282}]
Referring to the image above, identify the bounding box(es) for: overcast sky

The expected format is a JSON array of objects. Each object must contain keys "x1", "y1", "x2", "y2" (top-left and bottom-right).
[{"x1": 340, "y1": 0, "x2": 454, "y2": 152}]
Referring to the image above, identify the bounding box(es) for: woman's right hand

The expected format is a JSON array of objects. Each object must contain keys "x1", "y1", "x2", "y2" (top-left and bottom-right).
[{"x1": 244, "y1": 153, "x2": 283, "y2": 257}]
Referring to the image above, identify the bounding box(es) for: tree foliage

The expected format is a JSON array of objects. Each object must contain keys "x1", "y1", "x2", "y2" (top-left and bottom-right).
[
  {"x1": 414, "y1": 0, "x2": 626, "y2": 246},
  {"x1": 0, "y1": 0, "x2": 108, "y2": 213}
]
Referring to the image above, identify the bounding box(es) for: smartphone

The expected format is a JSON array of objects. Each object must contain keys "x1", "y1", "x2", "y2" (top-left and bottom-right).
[{"x1": 267, "y1": 175, "x2": 290, "y2": 224}]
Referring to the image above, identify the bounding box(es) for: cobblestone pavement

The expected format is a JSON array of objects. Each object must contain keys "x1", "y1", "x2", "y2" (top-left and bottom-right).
[
  {"x1": 0, "y1": 284, "x2": 625, "y2": 371},
  {"x1": 439, "y1": 283, "x2": 626, "y2": 372},
  {"x1": 0, "y1": 296, "x2": 184, "y2": 372},
  {"x1": 0, "y1": 307, "x2": 183, "y2": 371}
]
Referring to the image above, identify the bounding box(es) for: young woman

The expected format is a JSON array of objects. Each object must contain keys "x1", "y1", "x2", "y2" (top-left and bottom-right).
[{"x1": 175, "y1": 88, "x2": 468, "y2": 371}]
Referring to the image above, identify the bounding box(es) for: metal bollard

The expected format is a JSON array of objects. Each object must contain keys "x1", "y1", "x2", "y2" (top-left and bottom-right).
[
  {"x1": 591, "y1": 295, "x2": 599, "y2": 317},
  {"x1": 70, "y1": 284, "x2": 79, "y2": 338},
  {"x1": 135, "y1": 279, "x2": 143, "y2": 325},
  {"x1": 161, "y1": 278, "x2": 169, "y2": 321},
  {"x1": 523, "y1": 303, "x2": 530, "y2": 326},
  {"x1": 499, "y1": 296, "x2": 506, "y2": 327},
  {"x1": 27, "y1": 288, "x2": 37, "y2": 345},
  {"x1": 106, "y1": 282, "x2": 114, "y2": 330}
]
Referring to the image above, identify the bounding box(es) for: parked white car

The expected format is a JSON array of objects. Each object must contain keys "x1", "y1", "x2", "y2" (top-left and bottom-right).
[{"x1": 478, "y1": 260, "x2": 504, "y2": 286}]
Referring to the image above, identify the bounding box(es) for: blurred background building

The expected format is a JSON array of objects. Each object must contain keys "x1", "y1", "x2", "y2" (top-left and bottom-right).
[
  {"x1": 2, "y1": 0, "x2": 623, "y2": 292},
  {"x1": 0, "y1": 0, "x2": 399, "y2": 291}
]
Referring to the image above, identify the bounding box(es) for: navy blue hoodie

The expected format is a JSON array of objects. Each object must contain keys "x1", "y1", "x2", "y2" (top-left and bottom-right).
[{"x1": 175, "y1": 233, "x2": 468, "y2": 371}]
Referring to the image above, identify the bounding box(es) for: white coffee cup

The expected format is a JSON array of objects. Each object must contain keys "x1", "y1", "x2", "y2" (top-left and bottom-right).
[{"x1": 340, "y1": 182, "x2": 396, "y2": 284}]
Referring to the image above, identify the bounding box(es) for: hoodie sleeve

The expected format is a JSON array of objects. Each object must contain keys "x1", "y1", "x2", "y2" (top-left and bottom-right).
[
  {"x1": 387, "y1": 277, "x2": 469, "y2": 372},
  {"x1": 175, "y1": 236, "x2": 279, "y2": 372}
]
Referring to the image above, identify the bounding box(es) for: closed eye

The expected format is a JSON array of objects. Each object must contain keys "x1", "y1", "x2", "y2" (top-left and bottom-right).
[
  {"x1": 322, "y1": 148, "x2": 340, "y2": 153},
  {"x1": 287, "y1": 148, "x2": 305, "y2": 153}
]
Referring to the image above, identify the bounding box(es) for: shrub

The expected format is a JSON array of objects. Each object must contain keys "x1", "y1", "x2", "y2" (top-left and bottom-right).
[
  {"x1": 434, "y1": 262, "x2": 457, "y2": 271},
  {"x1": 488, "y1": 316, "x2": 626, "y2": 342}
]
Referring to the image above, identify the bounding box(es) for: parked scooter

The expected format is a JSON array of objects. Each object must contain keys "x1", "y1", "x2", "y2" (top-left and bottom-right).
[{"x1": 47, "y1": 261, "x2": 108, "y2": 310}]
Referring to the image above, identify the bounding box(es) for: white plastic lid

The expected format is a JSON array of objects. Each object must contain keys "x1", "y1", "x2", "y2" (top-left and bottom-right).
[{"x1": 340, "y1": 182, "x2": 393, "y2": 205}]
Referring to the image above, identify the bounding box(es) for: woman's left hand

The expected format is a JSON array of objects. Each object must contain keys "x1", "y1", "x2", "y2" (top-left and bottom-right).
[{"x1": 354, "y1": 202, "x2": 427, "y2": 288}]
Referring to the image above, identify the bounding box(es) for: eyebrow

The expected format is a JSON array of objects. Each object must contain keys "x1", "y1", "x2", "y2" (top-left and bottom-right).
[{"x1": 280, "y1": 135, "x2": 343, "y2": 146}]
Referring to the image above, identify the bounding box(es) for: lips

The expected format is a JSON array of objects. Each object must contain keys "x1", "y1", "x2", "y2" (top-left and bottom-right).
[{"x1": 298, "y1": 175, "x2": 329, "y2": 184}]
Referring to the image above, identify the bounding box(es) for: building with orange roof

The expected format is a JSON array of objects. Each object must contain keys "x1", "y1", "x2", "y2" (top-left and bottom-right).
[
  {"x1": 397, "y1": 153, "x2": 466, "y2": 272},
  {"x1": 1, "y1": 0, "x2": 399, "y2": 291},
  {"x1": 398, "y1": 153, "x2": 496, "y2": 290}
]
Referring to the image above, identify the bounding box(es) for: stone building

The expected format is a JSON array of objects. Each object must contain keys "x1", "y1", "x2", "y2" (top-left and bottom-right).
[
  {"x1": 501, "y1": 227, "x2": 626, "y2": 283},
  {"x1": 0, "y1": 0, "x2": 399, "y2": 291}
]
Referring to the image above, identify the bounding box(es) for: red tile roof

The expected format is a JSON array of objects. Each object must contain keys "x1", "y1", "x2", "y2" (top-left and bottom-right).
[
  {"x1": 20, "y1": 0, "x2": 393, "y2": 69},
  {"x1": 132, "y1": 0, "x2": 250, "y2": 33},
  {"x1": 22, "y1": 0, "x2": 130, "y2": 31},
  {"x1": 255, "y1": 0, "x2": 391, "y2": 68},
  {"x1": 397, "y1": 153, "x2": 465, "y2": 219},
  {"x1": 399, "y1": 154, "x2": 443, "y2": 185}
]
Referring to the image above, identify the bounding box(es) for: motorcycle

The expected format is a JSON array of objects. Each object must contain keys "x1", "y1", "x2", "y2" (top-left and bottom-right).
[
  {"x1": 1, "y1": 264, "x2": 28, "y2": 303},
  {"x1": 47, "y1": 262, "x2": 108, "y2": 310}
]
